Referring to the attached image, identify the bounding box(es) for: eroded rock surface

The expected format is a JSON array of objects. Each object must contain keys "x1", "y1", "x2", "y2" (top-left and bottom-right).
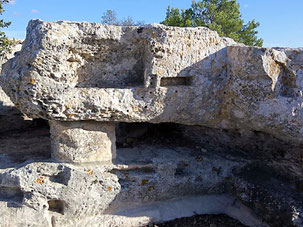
[
  {"x1": 0, "y1": 123, "x2": 302, "y2": 226},
  {"x1": 49, "y1": 121, "x2": 116, "y2": 162},
  {"x1": 0, "y1": 41, "x2": 36, "y2": 133},
  {"x1": 2, "y1": 20, "x2": 303, "y2": 163},
  {"x1": 2, "y1": 21, "x2": 303, "y2": 144},
  {"x1": 0, "y1": 20, "x2": 303, "y2": 226}
]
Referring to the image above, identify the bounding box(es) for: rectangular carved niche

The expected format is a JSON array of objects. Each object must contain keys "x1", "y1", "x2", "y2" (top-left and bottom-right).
[
  {"x1": 160, "y1": 76, "x2": 192, "y2": 87},
  {"x1": 48, "y1": 199, "x2": 66, "y2": 214}
]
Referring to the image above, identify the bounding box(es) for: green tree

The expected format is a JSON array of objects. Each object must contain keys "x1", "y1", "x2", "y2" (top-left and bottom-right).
[
  {"x1": 162, "y1": 0, "x2": 263, "y2": 47},
  {"x1": 101, "y1": 10, "x2": 145, "y2": 26},
  {"x1": 0, "y1": 0, "x2": 13, "y2": 55}
]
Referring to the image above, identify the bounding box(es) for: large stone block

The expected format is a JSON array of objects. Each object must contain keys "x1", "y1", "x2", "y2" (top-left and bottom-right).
[
  {"x1": 0, "y1": 20, "x2": 303, "y2": 226},
  {"x1": 50, "y1": 121, "x2": 116, "y2": 163},
  {"x1": 1, "y1": 20, "x2": 303, "y2": 149}
]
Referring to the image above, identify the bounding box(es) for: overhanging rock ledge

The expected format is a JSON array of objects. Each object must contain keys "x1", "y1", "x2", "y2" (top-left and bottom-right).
[
  {"x1": 0, "y1": 20, "x2": 303, "y2": 226},
  {"x1": 1, "y1": 20, "x2": 303, "y2": 163}
]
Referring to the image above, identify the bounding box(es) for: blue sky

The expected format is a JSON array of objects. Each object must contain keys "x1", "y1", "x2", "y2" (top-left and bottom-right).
[{"x1": 2, "y1": 0, "x2": 303, "y2": 48}]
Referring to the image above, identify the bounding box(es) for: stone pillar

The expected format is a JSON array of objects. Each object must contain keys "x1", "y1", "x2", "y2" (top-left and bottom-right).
[{"x1": 49, "y1": 121, "x2": 116, "y2": 163}]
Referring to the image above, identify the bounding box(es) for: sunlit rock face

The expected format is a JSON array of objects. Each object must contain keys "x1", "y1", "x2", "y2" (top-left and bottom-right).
[
  {"x1": 2, "y1": 20, "x2": 303, "y2": 145},
  {"x1": 0, "y1": 20, "x2": 302, "y2": 226}
]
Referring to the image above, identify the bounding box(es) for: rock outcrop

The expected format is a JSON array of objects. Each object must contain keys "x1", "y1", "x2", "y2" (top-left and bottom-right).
[
  {"x1": 2, "y1": 20, "x2": 303, "y2": 163},
  {"x1": 0, "y1": 40, "x2": 36, "y2": 133},
  {"x1": 0, "y1": 20, "x2": 303, "y2": 226}
]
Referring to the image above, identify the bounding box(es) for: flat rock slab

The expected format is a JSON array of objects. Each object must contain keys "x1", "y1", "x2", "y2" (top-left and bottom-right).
[
  {"x1": 0, "y1": 139, "x2": 302, "y2": 226},
  {"x1": 0, "y1": 118, "x2": 302, "y2": 226}
]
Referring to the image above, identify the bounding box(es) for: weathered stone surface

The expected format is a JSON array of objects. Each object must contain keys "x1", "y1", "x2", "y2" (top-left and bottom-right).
[
  {"x1": 0, "y1": 40, "x2": 22, "y2": 111},
  {"x1": 0, "y1": 41, "x2": 35, "y2": 133},
  {"x1": 0, "y1": 123, "x2": 302, "y2": 226},
  {"x1": 1, "y1": 20, "x2": 303, "y2": 227},
  {"x1": 1, "y1": 20, "x2": 235, "y2": 124},
  {"x1": 0, "y1": 86, "x2": 14, "y2": 109},
  {"x1": 50, "y1": 121, "x2": 116, "y2": 163},
  {"x1": 1, "y1": 20, "x2": 303, "y2": 149},
  {"x1": 0, "y1": 141, "x2": 263, "y2": 226}
]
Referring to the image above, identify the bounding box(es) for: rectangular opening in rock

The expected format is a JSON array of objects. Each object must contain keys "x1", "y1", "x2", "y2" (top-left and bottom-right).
[
  {"x1": 74, "y1": 36, "x2": 146, "y2": 89},
  {"x1": 48, "y1": 199, "x2": 66, "y2": 214},
  {"x1": 160, "y1": 76, "x2": 192, "y2": 87}
]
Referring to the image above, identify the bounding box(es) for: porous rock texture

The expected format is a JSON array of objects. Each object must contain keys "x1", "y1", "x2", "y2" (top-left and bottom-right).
[
  {"x1": 49, "y1": 121, "x2": 116, "y2": 162},
  {"x1": 0, "y1": 20, "x2": 303, "y2": 226},
  {"x1": 2, "y1": 20, "x2": 303, "y2": 145},
  {"x1": 0, "y1": 41, "x2": 36, "y2": 133}
]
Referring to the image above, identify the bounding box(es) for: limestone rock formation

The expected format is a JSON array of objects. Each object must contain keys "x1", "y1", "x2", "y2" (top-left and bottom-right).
[
  {"x1": 49, "y1": 121, "x2": 116, "y2": 162},
  {"x1": 0, "y1": 20, "x2": 303, "y2": 226},
  {"x1": 0, "y1": 40, "x2": 36, "y2": 133},
  {"x1": 1, "y1": 20, "x2": 303, "y2": 163},
  {"x1": 0, "y1": 40, "x2": 22, "y2": 112}
]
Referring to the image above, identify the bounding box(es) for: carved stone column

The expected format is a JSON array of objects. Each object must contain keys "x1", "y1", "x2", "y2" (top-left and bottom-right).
[{"x1": 49, "y1": 121, "x2": 116, "y2": 163}]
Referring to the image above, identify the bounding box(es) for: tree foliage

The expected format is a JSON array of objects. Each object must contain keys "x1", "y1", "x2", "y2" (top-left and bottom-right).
[
  {"x1": 162, "y1": 0, "x2": 263, "y2": 47},
  {"x1": 101, "y1": 10, "x2": 144, "y2": 26},
  {"x1": 101, "y1": 10, "x2": 118, "y2": 25},
  {"x1": 0, "y1": 0, "x2": 13, "y2": 55}
]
